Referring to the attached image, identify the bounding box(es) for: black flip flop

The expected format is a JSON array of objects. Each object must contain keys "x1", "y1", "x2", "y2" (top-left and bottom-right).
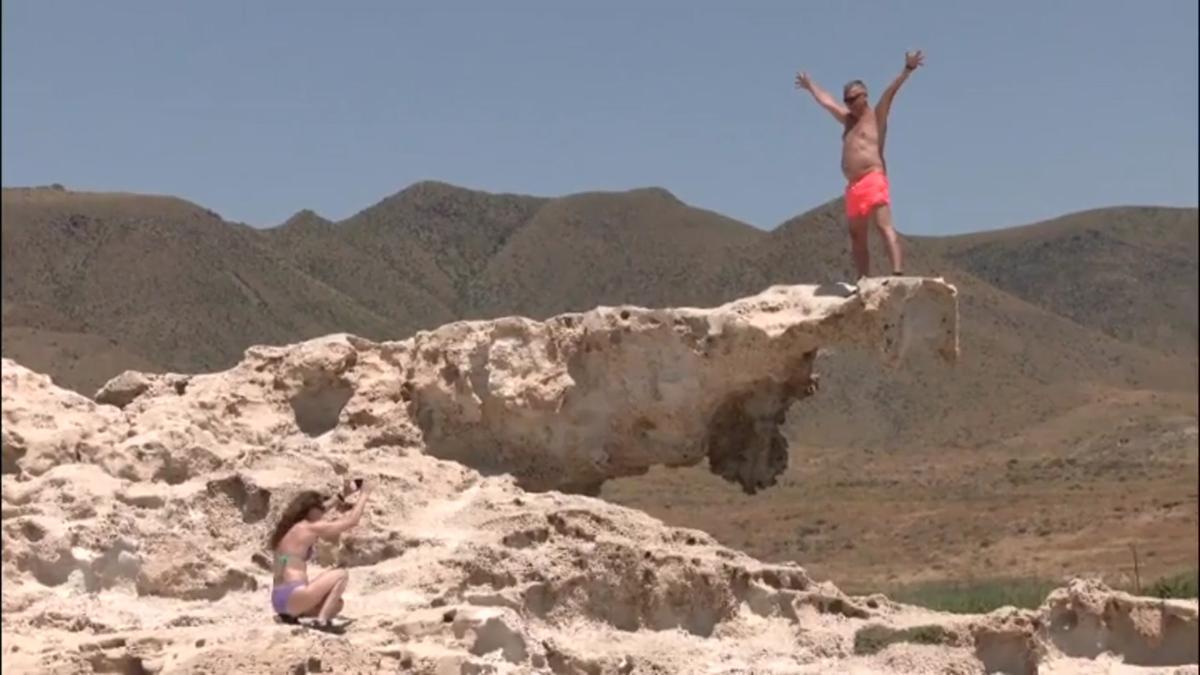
[{"x1": 305, "y1": 620, "x2": 346, "y2": 635}]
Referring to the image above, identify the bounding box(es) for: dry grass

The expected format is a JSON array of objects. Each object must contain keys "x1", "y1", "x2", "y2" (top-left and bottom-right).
[{"x1": 602, "y1": 388, "x2": 1198, "y2": 591}]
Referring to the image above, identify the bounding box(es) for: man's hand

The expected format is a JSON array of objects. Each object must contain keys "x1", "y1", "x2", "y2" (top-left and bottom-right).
[
  {"x1": 904, "y1": 50, "x2": 924, "y2": 71},
  {"x1": 876, "y1": 50, "x2": 923, "y2": 142},
  {"x1": 795, "y1": 71, "x2": 847, "y2": 124}
]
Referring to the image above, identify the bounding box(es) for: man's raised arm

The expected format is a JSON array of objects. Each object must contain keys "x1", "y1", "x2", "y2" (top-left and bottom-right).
[
  {"x1": 875, "y1": 50, "x2": 924, "y2": 129},
  {"x1": 795, "y1": 71, "x2": 848, "y2": 124}
]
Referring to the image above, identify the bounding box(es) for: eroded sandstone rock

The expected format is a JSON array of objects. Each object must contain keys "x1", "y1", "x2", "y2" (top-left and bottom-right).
[
  {"x1": 3, "y1": 281, "x2": 1193, "y2": 674},
  {"x1": 6, "y1": 278, "x2": 959, "y2": 494}
]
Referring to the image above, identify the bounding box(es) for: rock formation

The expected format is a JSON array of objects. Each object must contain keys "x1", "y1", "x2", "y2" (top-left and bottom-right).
[
  {"x1": 72, "y1": 277, "x2": 957, "y2": 498},
  {"x1": 3, "y1": 279, "x2": 1196, "y2": 674}
]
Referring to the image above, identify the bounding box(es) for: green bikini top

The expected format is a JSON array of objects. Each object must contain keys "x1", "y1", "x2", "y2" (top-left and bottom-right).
[{"x1": 276, "y1": 544, "x2": 316, "y2": 568}]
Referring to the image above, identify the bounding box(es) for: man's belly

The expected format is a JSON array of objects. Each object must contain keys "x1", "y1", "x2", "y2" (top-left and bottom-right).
[{"x1": 841, "y1": 145, "x2": 885, "y2": 182}]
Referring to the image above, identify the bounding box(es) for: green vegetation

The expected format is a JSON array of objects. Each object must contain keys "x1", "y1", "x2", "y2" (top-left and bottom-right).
[
  {"x1": 849, "y1": 571, "x2": 1199, "y2": 656},
  {"x1": 873, "y1": 570, "x2": 1199, "y2": 614},
  {"x1": 1148, "y1": 569, "x2": 1199, "y2": 600},
  {"x1": 883, "y1": 577, "x2": 1059, "y2": 614}
]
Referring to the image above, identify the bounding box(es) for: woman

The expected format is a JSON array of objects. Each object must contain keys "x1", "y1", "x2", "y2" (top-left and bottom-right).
[{"x1": 268, "y1": 483, "x2": 370, "y2": 630}]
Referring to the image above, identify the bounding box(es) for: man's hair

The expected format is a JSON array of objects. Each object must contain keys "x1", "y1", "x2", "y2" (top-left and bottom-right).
[{"x1": 843, "y1": 79, "x2": 867, "y2": 95}]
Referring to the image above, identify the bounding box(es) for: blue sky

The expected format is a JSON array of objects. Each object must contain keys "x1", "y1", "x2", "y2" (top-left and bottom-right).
[{"x1": 2, "y1": 1, "x2": 1197, "y2": 234}]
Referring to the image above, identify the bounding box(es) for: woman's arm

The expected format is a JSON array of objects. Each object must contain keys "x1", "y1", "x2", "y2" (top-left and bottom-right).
[{"x1": 306, "y1": 488, "x2": 370, "y2": 539}]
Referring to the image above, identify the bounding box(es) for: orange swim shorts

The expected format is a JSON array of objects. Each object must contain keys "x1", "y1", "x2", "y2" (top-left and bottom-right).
[{"x1": 844, "y1": 170, "x2": 890, "y2": 220}]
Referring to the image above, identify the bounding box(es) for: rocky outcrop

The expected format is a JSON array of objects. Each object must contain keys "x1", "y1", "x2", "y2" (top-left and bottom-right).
[
  {"x1": 404, "y1": 277, "x2": 957, "y2": 495},
  {"x1": 3, "y1": 281, "x2": 1195, "y2": 674},
  {"x1": 73, "y1": 277, "x2": 958, "y2": 497},
  {"x1": 1, "y1": 363, "x2": 128, "y2": 476}
]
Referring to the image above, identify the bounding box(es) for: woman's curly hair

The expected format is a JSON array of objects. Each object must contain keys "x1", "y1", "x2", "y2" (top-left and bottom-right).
[{"x1": 268, "y1": 490, "x2": 327, "y2": 550}]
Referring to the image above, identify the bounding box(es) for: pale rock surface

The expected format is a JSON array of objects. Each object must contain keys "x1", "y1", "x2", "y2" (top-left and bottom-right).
[{"x1": 2, "y1": 279, "x2": 1195, "y2": 674}]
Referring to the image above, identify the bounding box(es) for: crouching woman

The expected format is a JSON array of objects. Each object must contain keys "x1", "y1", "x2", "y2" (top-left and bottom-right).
[{"x1": 268, "y1": 484, "x2": 369, "y2": 630}]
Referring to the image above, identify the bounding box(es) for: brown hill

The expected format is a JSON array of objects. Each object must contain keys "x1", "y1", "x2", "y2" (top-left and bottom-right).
[
  {"x1": 265, "y1": 183, "x2": 763, "y2": 327},
  {"x1": 1, "y1": 297, "x2": 160, "y2": 392},
  {"x1": 919, "y1": 206, "x2": 1199, "y2": 359},
  {"x1": 0, "y1": 187, "x2": 397, "y2": 391},
  {"x1": 464, "y1": 187, "x2": 762, "y2": 318},
  {"x1": 263, "y1": 181, "x2": 547, "y2": 331}
]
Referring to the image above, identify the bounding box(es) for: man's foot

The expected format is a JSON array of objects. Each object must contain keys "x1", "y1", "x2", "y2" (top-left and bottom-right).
[
  {"x1": 892, "y1": 271, "x2": 904, "y2": 277},
  {"x1": 834, "y1": 281, "x2": 859, "y2": 296}
]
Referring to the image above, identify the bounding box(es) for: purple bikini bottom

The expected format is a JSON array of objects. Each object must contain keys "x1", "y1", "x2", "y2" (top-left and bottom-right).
[{"x1": 272, "y1": 581, "x2": 304, "y2": 615}]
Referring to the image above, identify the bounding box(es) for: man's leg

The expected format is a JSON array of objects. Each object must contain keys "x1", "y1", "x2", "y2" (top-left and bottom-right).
[
  {"x1": 848, "y1": 216, "x2": 870, "y2": 279},
  {"x1": 871, "y1": 204, "x2": 904, "y2": 275}
]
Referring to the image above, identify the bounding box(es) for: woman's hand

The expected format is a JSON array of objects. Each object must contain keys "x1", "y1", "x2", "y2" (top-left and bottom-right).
[{"x1": 310, "y1": 481, "x2": 371, "y2": 538}]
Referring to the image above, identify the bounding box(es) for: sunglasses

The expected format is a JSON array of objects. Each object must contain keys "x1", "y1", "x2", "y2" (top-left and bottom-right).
[{"x1": 844, "y1": 92, "x2": 865, "y2": 104}]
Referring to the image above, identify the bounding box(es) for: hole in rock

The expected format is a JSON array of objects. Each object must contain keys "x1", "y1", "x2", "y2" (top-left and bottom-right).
[
  {"x1": 1, "y1": 440, "x2": 26, "y2": 475},
  {"x1": 87, "y1": 653, "x2": 147, "y2": 675},
  {"x1": 20, "y1": 520, "x2": 46, "y2": 542},
  {"x1": 290, "y1": 380, "x2": 354, "y2": 437},
  {"x1": 468, "y1": 617, "x2": 529, "y2": 663},
  {"x1": 974, "y1": 632, "x2": 1038, "y2": 675},
  {"x1": 207, "y1": 475, "x2": 271, "y2": 524}
]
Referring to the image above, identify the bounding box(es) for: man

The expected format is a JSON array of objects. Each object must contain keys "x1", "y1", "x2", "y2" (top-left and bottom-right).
[{"x1": 795, "y1": 50, "x2": 924, "y2": 282}]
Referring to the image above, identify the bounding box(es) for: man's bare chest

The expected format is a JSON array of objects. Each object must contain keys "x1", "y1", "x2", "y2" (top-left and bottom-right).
[{"x1": 843, "y1": 117, "x2": 880, "y2": 144}]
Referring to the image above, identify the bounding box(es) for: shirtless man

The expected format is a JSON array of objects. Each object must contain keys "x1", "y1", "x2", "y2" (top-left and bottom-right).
[{"x1": 795, "y1": 50, "x2": 924, "y2": 280}]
